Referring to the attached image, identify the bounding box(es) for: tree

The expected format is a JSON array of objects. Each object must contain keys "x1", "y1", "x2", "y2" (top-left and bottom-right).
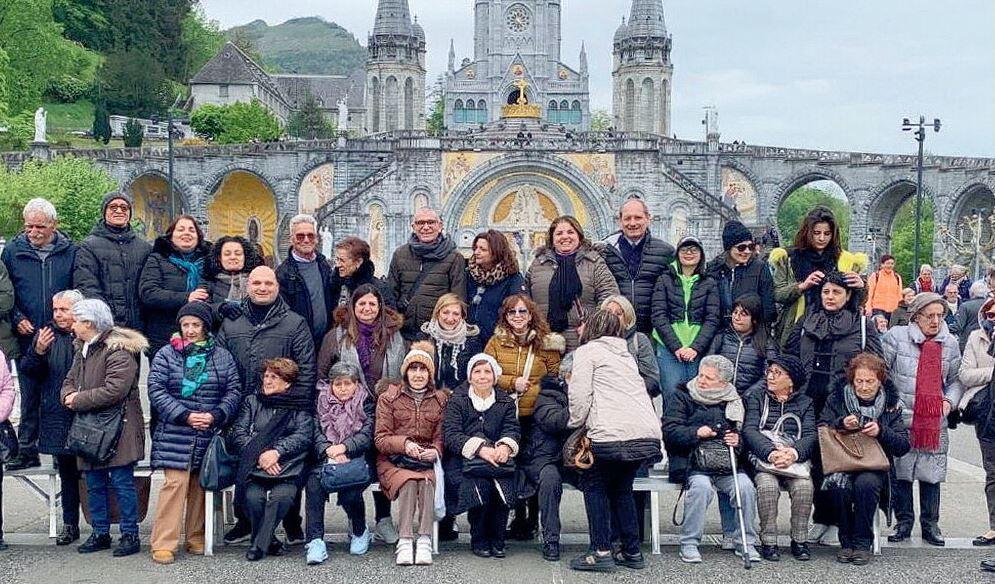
[
  {"x1": 180, "y1": 4, "x2": 224, "y2": 81},
  {"x1": 425, "y1": 74, "x2": 445, "y2": 136},
  {"x1": 91, "y1": 100, "x2": 111, "y2": 144},
  {"x1": 890, "y1": 197, "x2": 935, "y2": 283},
  {"x1": 286, "y1": 91, "x2": 333, "y2": 139},
  {"x1": 590, "y1": 109, "x2": 612, "y2": 132},
  {"x1": 122, "y1": 118, "x2": 144, "y2": 147},
  {"x1": 777, "y1": 186, "x2": 851, "y2": 248},
  {"x1": 190, "y1": 103, "x2": 224, "y2": 140},
  {"x1": 0, "y1": 156, "x2": 117, "y2": 240},
  {"x1": 98, "y1": 50, "x2": 172, "y2": 118},
  {"x1": 190, "y1": 100, "x2": 280, "y2": 144}
]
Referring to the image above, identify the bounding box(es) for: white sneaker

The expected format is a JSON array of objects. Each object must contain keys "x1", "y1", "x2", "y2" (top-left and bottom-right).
[
  {"x1": 819, "y1": 526, "x2": 840, "y2": 546},
  {"x1": 679, "y1": 544, "x2": 702, "y2": 563},
  {"x1": 415, "y1": 535, "x2": 433, "y2": 565},
  {"x1": 735, "y1": 544, "x2": 762, "y2": 563},
  {"x1": 374, "y1": 517, "x2": 400, "y2": 544},
  {"x1": 807, "y1": 522, "x2": 829, "y2": 543},
  {"x1": 395, "y1": 538, "x2": 414, "y2": 566},
  {"x1": 720, "y1": 535, "x2": 736, "y2": 551}
]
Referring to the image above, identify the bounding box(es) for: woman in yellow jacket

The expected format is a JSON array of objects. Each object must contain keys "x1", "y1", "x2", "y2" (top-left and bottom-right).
[
  {"x1": 484, "y1": 292, "x2": 565, "y2": 540},
  {"x1": 770, "y1": 206, "x2": 868, "y2": 348}
]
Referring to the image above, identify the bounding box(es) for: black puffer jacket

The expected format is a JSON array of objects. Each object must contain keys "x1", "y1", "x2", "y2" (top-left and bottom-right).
[
  {"x1": 662, "y1": 382, "x2": 746, "y2": 484},
  {"x1": 203, "y1": 236, "x2": 264, "y2": 313},
  {"x1": 230, "y1": 394, "x2": 313, "y2": 481},
  {"x1": 139, "y1": 237, "x2": 211, "y2": 352},
  {"x1": 18, "y1": 323, "x2": 75, "y2": 454},
  {"x1": 785, "y1": 308, "x2": 882, "y2": 415},
  {"x1": 519, "y1": 375, "x2": 576, "y2": 496},
  {"x1": 705, "y1": 254, "x2": 776, "y2": 326},
  {"x1": 386, "y1": 239, "x2": 467, "y2": 341},
  {"x1": 708, "y1": 329, "x2": 776, "y2": 395},
  {"x1": 443, "y1": 384, "x2": 521, "y2": 514},
  {"x1": 742, "y1": 388, "x2": 817, "y2": 465},
  {"x1": 598, "y1": 233, "x2": 675, "y2": 335},
  {"x1": 651, "y1": 264, "x2": 721, "y2": 354},
  {"x1": 329, "y1": 259, "x2": 396, "y2": 308},
  {"x1": 217, "y1": 298, "x2": 316, "y2": 399},
  {"x1": 74, "y1": 222, "x2": 152, "y2": 330}
]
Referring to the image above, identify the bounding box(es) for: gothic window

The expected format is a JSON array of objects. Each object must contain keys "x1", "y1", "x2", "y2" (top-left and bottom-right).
[
  {"x1": 403, "y1": 77, "x2": 415, "y2": 130},
  {"x1": 371, "y1": 77, "x2": 381, "y2": 132},
  {"x1": 476, "y1": 100, "x2": 487, "y2": 123},
  {"x1": 641, "y1": 78, "x2": 655, "y2": 133},
  {"x1": 454, "y1": 99, "x2": 465, "y2": 124},
  {"x1": 571, "y1": 101, "x2": 582, "y2": 124},
  {"x1": 506, "y1": 5, "x2": 530, "y2": 32},
  {"x1": 624, "y1": 79, "x2": 636, "y2": 130},
  {"x1": 385, "y1": 77, "x2": 399, "y2": 131},
  {"x1": 548, "y1": 101, "x2": 558, "y2": 111}
]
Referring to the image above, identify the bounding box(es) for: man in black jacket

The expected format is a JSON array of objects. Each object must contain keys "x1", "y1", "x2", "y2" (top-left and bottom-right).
[
  {"x1": 74, "y1": 191, "x2": 152, "y2": 330},
  {"x1": 598, "y1": 199, "x2": 675, "y2": 335},
  {"x1": 217, "y1": 266, "x2": 315, "y2": 545},
  {"x1": 705, "y1": 220, "x2": 777, "y2": 327},
  {"x1": 276, "y1": 214, "x2": 335, "y2": 347}
]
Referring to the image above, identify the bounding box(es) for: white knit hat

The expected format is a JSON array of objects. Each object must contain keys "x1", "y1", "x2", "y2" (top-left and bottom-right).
[{"x1": 466, "y1": 353, "x2": 503, "y2": 380}]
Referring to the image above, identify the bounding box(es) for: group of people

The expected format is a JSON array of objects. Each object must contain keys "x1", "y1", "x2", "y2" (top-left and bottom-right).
[{"x1": 0, "y1": 193, "x2": 993, "y2": 573}]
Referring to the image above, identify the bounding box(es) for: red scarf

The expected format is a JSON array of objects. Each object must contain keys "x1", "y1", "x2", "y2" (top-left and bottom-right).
[
  {"x1": 910, "y1": 339, "x2": 944, "y2": 451},
  {"x1": 917, "y1": 277, "x2": 933, "y2": 292}
]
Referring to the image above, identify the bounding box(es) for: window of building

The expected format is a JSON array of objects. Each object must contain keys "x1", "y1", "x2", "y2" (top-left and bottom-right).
[{"x1": 219, "y1": 84, "x2": 229, "y2": 99}]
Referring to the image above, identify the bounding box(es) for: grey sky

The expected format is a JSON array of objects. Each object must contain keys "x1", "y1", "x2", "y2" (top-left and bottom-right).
[{"x1": 199, "y1": 0, "x2": 994, "y2": 157}]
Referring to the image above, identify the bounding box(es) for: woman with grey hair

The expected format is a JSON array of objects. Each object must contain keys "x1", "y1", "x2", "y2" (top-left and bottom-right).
[
  {"x1": 600, "y1": 295, "x2": 661, "y2": 397},
  {"x1": 19, "y1": 290, "x2": 85, "y2": 545},
  {"x1": 61, "y1": 299, "x2": 148, "y2": 557},
  {"x1": 663, "y1": 354, "x2": 761, "y2": 564},
  {"x1": 567, "y1": 309, "x2": 661, "y2": 572}
]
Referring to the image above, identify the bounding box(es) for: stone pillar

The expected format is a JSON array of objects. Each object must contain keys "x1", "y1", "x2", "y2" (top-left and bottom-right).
[{"x1": 29, "y1": 142, "x2": 52, "y2": 162}]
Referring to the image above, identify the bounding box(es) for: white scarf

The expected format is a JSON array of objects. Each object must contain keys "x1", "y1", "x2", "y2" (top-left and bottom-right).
[{"x1": 469, "y1": 387, "x2": 496, "y2": 412}]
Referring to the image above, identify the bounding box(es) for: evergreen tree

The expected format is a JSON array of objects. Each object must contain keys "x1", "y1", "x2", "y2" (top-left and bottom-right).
[
  {"x1": 92, "y1": 101, "x2": 111, "y2": 144},
  {"x1": 122, "y1": 118, "x2": 144, "y2": 147},
  {"x1": 286, "y1": 91, "x2": 333, "y2": 139}
]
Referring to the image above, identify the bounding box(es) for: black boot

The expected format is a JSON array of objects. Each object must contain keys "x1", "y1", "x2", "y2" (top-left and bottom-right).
[
  {"x1": 224, "y1": 520, "x2": 252, "y2": 545},
  {"x1": 77, "y1": 532, "x2": 112, "y2": 553},
  {"x1": 542, "y1": 541, "x2": 560, "y2": 561},
  {"x1": 112, "y1": 533, "x2": 140, "y2": 557},
  {"x1": 439, "y1": 515, "x2": 459, "y2": 542},
  {"x1": 920, "y1": 482, "x2": 944, "y2": 546},
  {"x1": 5, "y1": 450, "x2": 40, "y2": 471},
  {"x1": 56, "y1": 524, "x2": 80, "y2": 546}
]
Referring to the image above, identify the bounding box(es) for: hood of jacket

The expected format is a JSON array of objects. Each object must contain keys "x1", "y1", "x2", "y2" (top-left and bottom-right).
[
  {"x1": 491, "y1": 325, "x2": 566, "y2": 354},
  {"x1": 88, "y1": 220, "x2": 137, "y2": 243},
  {"x1": 80, "y1": 327, "x2": 149, "y2": 355},
  {"x1": 9, "y1": 230, "x2": 74, "y2": 257},
  {"x1": 152, "y1": 234, "x2": 210, "y2": 259}
]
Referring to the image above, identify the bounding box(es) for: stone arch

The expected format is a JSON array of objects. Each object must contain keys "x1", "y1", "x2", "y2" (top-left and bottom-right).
[
  {"x1": 291, "y1": 155, "x2": 339, "y2": 211},
  {"x1": 403, "y1": 77, "x2": 415, "y2": 130},
  {"x1": 409, "y1": 187, "x2": 432, "y2": 213},
  {"x1": 945, "y1": 177, "x2": 995, "y2": 228},
  {"x1": 122, "y1": 169, "x2": 190, "y2": 239},
  {"x1": 665, "y1": 199, "x2": 692, "y2": 242},
  {"x1": 204, "y1": 169, "x2": 280, "y2": 261},
  {"x1": 719, "y1": 163, "x2": 762, "y2": 225},
  {"x1": 768, "y1": 166, "x2": 855, "y2": 223}
]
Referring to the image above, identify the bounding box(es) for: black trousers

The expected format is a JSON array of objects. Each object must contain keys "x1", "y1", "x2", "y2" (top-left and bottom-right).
[
  {"x1": 468, "y1": 499, "x2": 509, "y2": 552},
  {"x1": 580, "y1": 458, "x2": 641, "y2": 554},
  {"x1": 831, "y1": 471, "x2": 885, "y2": 551},
  {"x1": 56, "y1": 454, "x2": 81, "y2": 528},
  {"x1": 303, "y1": 473, "x2": 366, "y2": 541},
  {"x1": 235, "y1": 488, "x2": 303, "y2": 535},
  {"x1": 892, "y1": 478, "x2": 941, "y2": 531},
  {"x1": 15, "y1": 371, "x2": 40, "y2": 452},
  {"x1": 245, "y1": 480, "x2": 299, "y2": 551}
]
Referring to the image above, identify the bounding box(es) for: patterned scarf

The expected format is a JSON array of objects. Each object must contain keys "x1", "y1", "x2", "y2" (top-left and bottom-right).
[
  {"x1": 910, "y1": 339, "x2": 944, "y2": 451},
  {"x1": 316, "y1": 380, "x2": 370, "y2": 445},
  {"x1": 169, "y1": 333, "x2": 213, "y2": 398},
  {"x1": 217, "y1": 272, "x2": 249, "y2": 301},
  {"x1": 468, "y1": 258, "x2": 509, "y2": 288}
]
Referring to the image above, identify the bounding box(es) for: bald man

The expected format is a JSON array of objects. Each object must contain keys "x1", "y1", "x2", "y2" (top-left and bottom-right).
[{"x1": 387, "y1": 208, "x2": 466, "y2": 341}]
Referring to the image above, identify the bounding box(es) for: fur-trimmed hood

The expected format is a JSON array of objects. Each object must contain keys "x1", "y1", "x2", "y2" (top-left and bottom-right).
[
  {"x1": 332, "y1": 304, "x2": 404, "y2": 334},
  {"x1": 81, "y1": 327, "x2": 150, "y2": 355},
  {"x1": 491, "y1": 324, "x2": 566, "y2": 354}
]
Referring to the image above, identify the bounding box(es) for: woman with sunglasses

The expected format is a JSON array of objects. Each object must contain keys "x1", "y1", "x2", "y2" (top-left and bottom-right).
[
  {"x1": 769, "y1": 206, "x2": 867, "y2": 348},
  {"x1": 706, "y1": 220, "x2": 776, "y2": 328},
  {"x1": 958, "y1": 298, "x2": 995, "y2": 547}
]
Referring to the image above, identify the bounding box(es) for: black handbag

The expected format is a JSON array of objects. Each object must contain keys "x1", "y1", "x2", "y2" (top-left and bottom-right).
[
  {"x1": 0, "y1": 420, "x2": 18, "y2": 463},
  {"x1": 463, "y1": 457, "x2": 516, "y2": 479},
  {"x1": 691, "y1": 439, "x2": 733, "y2": 476},
  {"x1": 319, "y1": 457, "x2": 372, "y2": 492},
  {"x1": 389, "y1": 454, "x2": 434, "y2": 471},
  {"x1": 65, "y1": 405, "x2": 125, "y2": 464},
  {"x1": 200, "y1": 432, "x2": 238, "y2": 491}
]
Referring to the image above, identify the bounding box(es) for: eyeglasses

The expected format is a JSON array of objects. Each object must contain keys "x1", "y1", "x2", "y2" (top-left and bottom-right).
[
  {"x1": 734, "y1": 243, "x2": 756, "y2": 252},
  {"x1": 507, "y1": 308, "x2": 530, "y2": 316},
  {"x1": 106, "y1": 204, "x2": 131, "y2": 212},
  {"x1": 413, "y1": 220, "x2": 440, "y2": 227},
  {"x1": 294, "y1": 233, "x2": 316, "y2": 241}
]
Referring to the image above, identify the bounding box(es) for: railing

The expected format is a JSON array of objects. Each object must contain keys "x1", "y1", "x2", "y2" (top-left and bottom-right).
[
  {"x1": 314, "y1": 163, "x2": 397, "y2": 226},
  {"x1": 660, "y1": 163, "x2": 739, "y2": 222}
]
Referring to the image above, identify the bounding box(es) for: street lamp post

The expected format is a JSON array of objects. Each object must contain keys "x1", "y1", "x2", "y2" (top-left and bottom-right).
[
  {"x1": 152, "y1": 107, "x2": 185, "y2": 219},
  {"x1": 902, "y1": 115, "x2": 941, "y2": 277}
]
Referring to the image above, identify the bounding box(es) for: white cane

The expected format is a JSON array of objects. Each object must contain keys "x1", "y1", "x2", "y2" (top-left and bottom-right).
[{"x1": 728, "y1": 441, "x2": 752, "y2": 570}]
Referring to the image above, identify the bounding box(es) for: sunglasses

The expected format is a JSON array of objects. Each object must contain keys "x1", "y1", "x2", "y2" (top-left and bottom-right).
[
  {"x1": 734, "y1": 243, "x2": 756, "y2": 252},
  {"x1": 106, "y1": 204, "x2": 131, "y2": 212},
  {"x1": 294, "y1": 233, "x2": 316, "y2": 241}
]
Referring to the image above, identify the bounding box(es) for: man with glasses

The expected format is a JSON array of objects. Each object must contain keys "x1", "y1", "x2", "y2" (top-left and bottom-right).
[
  {"x1": 705, "y1": 220, "x2": 776, "y2": 327},
  {"x1": 882, "y1": 292, "x2": 963, "y2": 547},
  {"x1": 1, "y1": 198, "x2": 77, "y2": 470},
  {"x1": 387, "y1": 208, "x2": 466, "y2": 341},
  {"x1": 276, "y1": 214, "x2": 336, "y2": 347},
  {"x1": 74, "y1": 191, "x2": 152, "y2": 331},
  {"x1": 597, "y1": 198, "x2": 674, "y2": 336}
]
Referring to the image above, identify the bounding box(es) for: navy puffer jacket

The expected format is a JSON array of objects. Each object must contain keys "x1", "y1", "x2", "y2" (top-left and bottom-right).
[
  {"x1": 148, "y1": 340, "x2": 243, "y2": 470},
  {"x1": 708, "y1": 329, "x2": 776, "y2": 396}
]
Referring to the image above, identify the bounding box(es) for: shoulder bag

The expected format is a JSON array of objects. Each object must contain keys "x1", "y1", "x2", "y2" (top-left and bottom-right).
[
  {"x1": 199, "y1": 431, "x2": 239, "y2": 491},
  {"x1": 319, "y1": 457, "x2": 372, "y2": 492},
  {"x1": 818, "y1": 425, "x2": 889, "y2": 473},
  {"x1": 65, "y1": 404, "x2": 126, "y2": 465},
  {"x1": 463, "y1": 455, "x2": 516, "y2": 479},
  {"x1": 691, "y1": 438, "x2": 734, "y2": 476},
  {"x1": 748, "y1": 394, "x2": 811, "y2": 479},
  {"x1": 562, "y1": 427, "x2": 594, "y2": 470},
  {"x1": 389, "y1": 454, "x2": 434, "y2": 471},
  {"x1": 0, "y1": 420, "x2": 18, "y2": 463}
]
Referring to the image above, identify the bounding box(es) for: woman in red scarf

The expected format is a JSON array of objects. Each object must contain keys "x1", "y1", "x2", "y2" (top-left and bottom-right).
[{"x1": 912, "y1": 264, "x2": 935, "y2": 294}]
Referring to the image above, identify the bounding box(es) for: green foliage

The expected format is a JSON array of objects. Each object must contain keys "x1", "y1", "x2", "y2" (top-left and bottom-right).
[
  {"x1": 590, "y1": 109, "x2": 612, "y2": 132},
  {"x1": 43, "y1": 99, "x2": 94, "y2": 132},
  {"x1": 52, "y1": 0, "x2": 113, "y2": 51},
  {"x1": 122, "y1": 118, "x2": 144, "y2": 147},
  {"x1": 0, "y1": 156, "x2": 117, "y2": 240},
  {"x1": 426, "y1": 96, "x2": 444, "y2": 136},
  {"x1": 777, "y1": 186, "x2": 851, "y2": 249},
  {"x1": 98, "y1": 50, "x2": 172, "y2": 117},
  {"x1": 285, "y1": 92, "x2": 334, "y2": 139},
  {"x1": 91, "y1": 101, "x2": 111, "y2": 144},
  {"x1": 0, "y1": 110, "x2": 35, "y2": 151},
  {"x1": 190, "y1": 100, "x2": 280, "y2": 144},
  {"x1": 224, "y1": 17, "x2": 365, "y2": 75},
  {"x1": 890, "y1": 197, "x2": 935, "y2": 282},
  {"x1": 46, "y1": 73, "x2": 92, "y2": 103},
  {"x1": 181, "y1": 4, "x2": 225, "y2": 81}
]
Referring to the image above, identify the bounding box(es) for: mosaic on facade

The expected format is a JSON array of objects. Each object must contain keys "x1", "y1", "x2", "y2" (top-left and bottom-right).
[
  {"x1": 721, "y1": 167, "x2": 759, "y2": 225},
  {"x1": 298, "y1": 163, "x2": 335, "y2": 215},
  {"x1": 206, "y1": 171, "x2": 279, "y2": 262}
]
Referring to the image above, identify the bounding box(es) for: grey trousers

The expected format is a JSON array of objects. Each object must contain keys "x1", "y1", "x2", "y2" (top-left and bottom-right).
[
  {"x1": 396, "y1": 479, "x2": 435, "y2": 539},
  {"x1": 681, "y1": 473, "x2": 759, "y2": 547},
  {"x1": 754, "y1": 471, "x2": 813, "y2": 545}
]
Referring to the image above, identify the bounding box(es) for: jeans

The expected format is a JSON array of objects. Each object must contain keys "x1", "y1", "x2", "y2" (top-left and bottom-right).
[
  {"x1": 580, "y1": 458, "x2": 641, "y2": 554},
  {"x1": 56, "y1": 454, "x2": 81, "y2": 528},
  {"x1": 245, "y1": 480, "x2": 299, "y2": 551},
  {"x1": 304, "y1": 473, "x2": 366, "y2": 541},
  {"x1": 657, "y1": 347, "x2": 700, "y2": 402},
  {"x1": 832, "y1": 471, "x2": 885, "y2": 551},
  {"x1": 84, "y1": 464, "x2": 139, "y2": 536},
  {"x1": 681, "y1": 473, "x2": 758, "y2": 547}
]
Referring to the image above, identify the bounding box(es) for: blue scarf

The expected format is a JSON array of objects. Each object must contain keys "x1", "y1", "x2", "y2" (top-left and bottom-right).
[{"x1": 168, "y1": 252, "x2": 204, "y2": 292}]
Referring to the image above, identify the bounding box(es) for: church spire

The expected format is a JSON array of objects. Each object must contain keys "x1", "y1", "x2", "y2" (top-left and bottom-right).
[
  {"x1": 625, "y1": 0, "x2": 667, "y2": 38},
  {"x1": 579, "y1": 42, "x2": 588, "y2": 75},
  {"x1": 448, "y1": 38, "x2": 456, "y2": 72},
  {"x1": 372, "y1": 0, "x2": 413, "y2": 36}
]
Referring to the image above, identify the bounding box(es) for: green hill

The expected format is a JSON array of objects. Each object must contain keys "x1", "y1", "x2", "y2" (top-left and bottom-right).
[{"x1": 225, "y1": 17, "x2": 366, "y2": 75}]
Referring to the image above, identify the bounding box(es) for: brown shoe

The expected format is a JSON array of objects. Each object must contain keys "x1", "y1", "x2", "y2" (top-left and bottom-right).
[
  {"x1": 836, "y1": 548, "x2": 854, "y2": 563},
  {"x1": 185, "y1": 542, "x2": 205, "y2": 555},
  {"x1": 851, "y1": 549, "x2": 873, "y2": 566},
  {"x1": 152, "y1": 550, "x2": 175, "y2": 564}
]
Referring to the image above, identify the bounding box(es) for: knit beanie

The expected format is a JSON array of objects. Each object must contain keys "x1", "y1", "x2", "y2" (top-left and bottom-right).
[
  {"x1": 401, "y1": 341, "x2": 436, "y2": 379},
  {"x1": 102, "y1": 190, "x2": 134, "y2": 215},
  {"x1": 466, "y1": 352, "x2": 503, "y2": 381},
  {"x1": 722, "y1": 220, "x2": 753, "y2": 251},
  {"x1": 766, "y1": 353, "x2": 807, "y2": 390},
  {"x1": 176, "y1": 301, "x2": 214, "y2": 328}
]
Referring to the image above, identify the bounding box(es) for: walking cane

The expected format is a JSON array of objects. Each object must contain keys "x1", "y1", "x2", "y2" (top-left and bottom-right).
[{"x1": 728, "y1": 442, "x2": 752, "y2": 570}]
